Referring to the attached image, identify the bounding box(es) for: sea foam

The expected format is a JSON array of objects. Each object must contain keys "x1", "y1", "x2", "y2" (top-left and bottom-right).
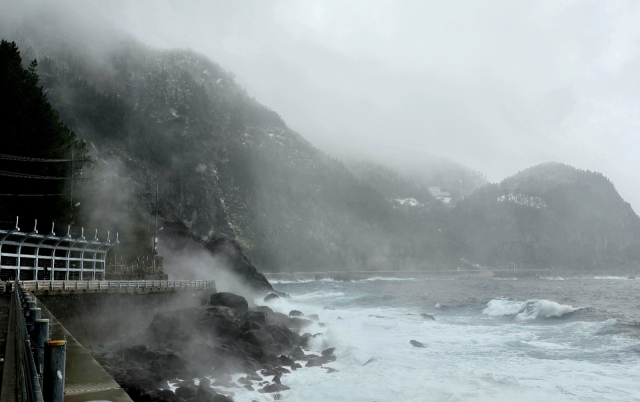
[{"x1": 483, "y1": 299, "x2": 579, "y2": 320}]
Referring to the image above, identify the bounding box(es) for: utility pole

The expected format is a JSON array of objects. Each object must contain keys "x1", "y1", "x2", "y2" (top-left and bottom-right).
[
  {"x1": 154, "y1": 181, "x2": 158, "y2": 253},
  {"x1": 70, "y1": 149, "x2": 74, "y2": 207}
]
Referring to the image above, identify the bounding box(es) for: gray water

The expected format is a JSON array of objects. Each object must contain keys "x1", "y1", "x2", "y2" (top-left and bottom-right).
[{"x1": 230, "y1": 277, "x2": 640, "y2": 401}]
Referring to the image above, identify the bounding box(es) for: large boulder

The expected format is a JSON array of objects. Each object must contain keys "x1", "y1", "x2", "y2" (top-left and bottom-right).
[
  {"x1": 242, "y1": 330, "x2": 275, "y2": 347},
  {"x1": 210, "y1": 292, "x2": 249, "y2": 314},
  {"x1": 263, "y1": 324, "x2": 294, "y2": 347},
  {"x1": 147, "y1": 313, "x2": 180, "y2": 343},
  {"x1": 243, "y1": 310, "x2": 267, "y2": 326},
  {"x1": 198, "y1": 306, "x2": 241, "y2": 339}
]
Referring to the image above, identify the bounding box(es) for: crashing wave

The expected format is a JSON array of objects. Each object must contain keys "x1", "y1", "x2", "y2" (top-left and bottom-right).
[{"x1": 483, "y1": 299, "x2": 579, "y2": 320}]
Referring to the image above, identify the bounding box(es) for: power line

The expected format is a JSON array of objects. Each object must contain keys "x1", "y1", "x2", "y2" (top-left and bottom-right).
[
  {"x1": 0, "y1": 153, "x2": 92, "y2": 163},
  {"x1": 0, "y1": 170, "x2": 92, "y2": 181},
  {"x1": 0, "y1": 193, "x2": 66, "y2": 196}
]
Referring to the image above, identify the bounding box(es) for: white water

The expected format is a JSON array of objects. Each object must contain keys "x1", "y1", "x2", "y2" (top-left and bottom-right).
[{"x1": 225, "y1": 282, "x2": 640, "y2": 401}]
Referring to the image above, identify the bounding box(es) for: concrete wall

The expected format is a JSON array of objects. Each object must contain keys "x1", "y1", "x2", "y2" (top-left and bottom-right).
[{"x1": 37, "y1": 290, "x2": 212, "y2": 347}]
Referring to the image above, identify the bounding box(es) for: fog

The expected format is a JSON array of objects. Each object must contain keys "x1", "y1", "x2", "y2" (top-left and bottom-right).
[{"x1": 4, "y1": 0, "x2": 640, "y2": 209}]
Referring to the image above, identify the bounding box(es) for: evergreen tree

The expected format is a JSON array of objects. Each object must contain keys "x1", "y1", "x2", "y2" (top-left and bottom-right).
[{"x1": 0, "y1": 40, "x2": 87, "y2": 226}]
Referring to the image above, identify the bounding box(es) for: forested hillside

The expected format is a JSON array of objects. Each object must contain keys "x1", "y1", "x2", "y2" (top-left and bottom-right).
[{"x1": 2, "y1": 25, "x2": 639, "y2": 273}]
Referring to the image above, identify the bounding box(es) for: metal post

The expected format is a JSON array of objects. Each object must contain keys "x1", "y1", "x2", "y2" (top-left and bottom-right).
[
  {"x1": 34, "y1": 319, "x2": 50, "y2": 374},
  {"x1": 28, "y1": 307, "x2": 41, "y2": 333},
  {"x1": 43, "y1": 340, "x2": 67, "y2": 402}
]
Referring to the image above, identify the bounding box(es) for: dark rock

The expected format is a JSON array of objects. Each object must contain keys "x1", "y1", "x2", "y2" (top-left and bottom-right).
[
  {"x1": 247, "y1": 373, "x2": 263, "y2": 381},
  {"x1": 337, "y1": 317, "x2": 343, "y2": 320},
  {"x1": 264, "y1": 293, "x2": 280, "y2": 302},
  {"x1": 212, "y1": 394, "x2": 234, "y2": 402},
  {"x1": 289, "y1": 310, "x2": 304, "y2": 317},
  {"x1": 259, "y1": 383, "x2": 291, "y2": 393},
  {"x1": 629, "y1": 275, "x2": 636, "y2": 280},
  {"x1": 331, "y1": 275, "x2": 351, "y2": 282},
  {"x1": 263, "y1": 324, "x2": 294, "y2": 347},
  {"x1": 199, "y1": 378, "x2": 211, "y2": 389},
  {"x1": 175, "y1": 386, "x2": 197, "y2": 399},
  {"x1": 278, "y1": 355, "x2": 295, "y2": 367},
  {"x1": 318, "y1": 323, "x2": 325, "y2": 327},
  {"x1": 240, "y1": 320, "x2": 263, "y2": 332},
  {"x1": 210, "y1": 292, "x2": 249, "y2": 314},
  {"x1": 322, "y1": 306, "x2": 335, "y2": 310},
  {"x1": 244, "y1": 384, "x2": 254, "y2": 391},
  {"x1": 273, "y1": 375, "x2": 281, "y2": 384},
  {"x1": 275, "y1": 366, "x2": 291, "y2": 374},
  {"x1": 410, "y1": 340, "x2": 426, "y2": 348},
  {"x1": 260, "y1": 353, "x2": 279, "y2": 365},
  {"x1": 242, "y1": 330, "x2": 274, "y2": 347},
  {"x1": 199, "y1": 306, "x2": 241, "y2": 339},
  {"x1": 420, "y1": 314, "x2": 436, "y2": 321},
  {"x1": 289, "y1": 346, "x2": 306, "y2": 360},
  {"x1": 326, "y1": 367, "x2": 339, "y2": 373},
  {"x1": 149, "y1": 389, "x2": 180, "y2": 402},
  {"x1": 306, "y1": 358, "x2": 323, "y2": 367},
  {"x1": 243, "y1": 311, "x2": 268, "y2": 326},
  {"x1": 289, "y1": 318, "x2": 314, "y2": 330},
  {"x1": 307, "y1": 314, "x2": 319, "y2": 321},
  {"x1": 238, "y1": 340, "x2": 266, "y2": 359},
  {"x1": 321, "y1": 347, "x2": 335, "y2": 357}
]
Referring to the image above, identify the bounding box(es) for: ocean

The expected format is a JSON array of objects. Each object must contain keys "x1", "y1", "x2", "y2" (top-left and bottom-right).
[{"x1": 233, "y1": 277, "x2": 640, "y2": 401}]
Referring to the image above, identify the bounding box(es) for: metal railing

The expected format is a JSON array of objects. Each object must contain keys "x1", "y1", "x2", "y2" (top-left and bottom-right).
[
  {"x1": 12, "y1": 283, "x2": 45, "y2": 402},
  {"x1": 18, "y1": 280, "x2": 216, "y2": 291},
  {"x1": 0, "y1": 218, "x2": 118, "y2": 281}
]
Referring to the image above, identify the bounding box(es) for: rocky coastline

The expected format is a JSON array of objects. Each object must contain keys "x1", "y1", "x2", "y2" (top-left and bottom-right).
[{"x1": 91, "y1": 291, "x2": 336, "y2": 401}]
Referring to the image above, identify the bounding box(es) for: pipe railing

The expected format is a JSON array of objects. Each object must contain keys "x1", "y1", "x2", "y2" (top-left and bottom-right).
[
  {"x1": 12, "y1": 283, "x2": 45, "y2": 402},
  {"x1": 18, "y1": 280, "x2": 216, "y2": 291}
]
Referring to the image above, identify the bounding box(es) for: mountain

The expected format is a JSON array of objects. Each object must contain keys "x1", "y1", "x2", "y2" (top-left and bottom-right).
[
  {"x1": 2, "y1": 20, "x2": 639, "y2": 274},
  {"x1": 452, "y1": 162, "x2": 640, "y2": 270}
]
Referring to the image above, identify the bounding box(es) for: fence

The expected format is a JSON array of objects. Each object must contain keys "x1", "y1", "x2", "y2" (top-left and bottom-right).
[
  {"x1": 105, "y1": 253, "x2": 164, "y2": 275},
  {"x1": 14, "y1": 279, "x2": 215, "y2": 292},
  {"x1": 0, "y1": 218, "x2": 117, "y2": 281},
  {"x1": 11, "y1": 283, "x2": 45, "y2": 402}
]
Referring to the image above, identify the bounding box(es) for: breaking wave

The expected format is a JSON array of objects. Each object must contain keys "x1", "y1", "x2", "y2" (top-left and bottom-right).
[{"x1": 483, "y1": 299, "x2": 580, "y2": 321}]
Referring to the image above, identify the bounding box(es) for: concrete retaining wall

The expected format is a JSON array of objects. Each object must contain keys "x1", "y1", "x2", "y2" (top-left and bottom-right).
[{"x1": 37, "y1": 290, "x2": 212, "y2": 347}]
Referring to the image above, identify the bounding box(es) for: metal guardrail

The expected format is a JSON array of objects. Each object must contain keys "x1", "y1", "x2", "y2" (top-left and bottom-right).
[
  {"x1": 17, "y1": 280, "x2": 216, "y2": 291},
  {"x1": 12, "y1": 283, "x2": 45, "y2": 402}
]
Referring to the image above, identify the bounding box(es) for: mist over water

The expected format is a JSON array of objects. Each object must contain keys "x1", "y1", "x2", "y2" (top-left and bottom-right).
[{"x1": 226, "y1": 278, "x2": 640, "y2": 401}]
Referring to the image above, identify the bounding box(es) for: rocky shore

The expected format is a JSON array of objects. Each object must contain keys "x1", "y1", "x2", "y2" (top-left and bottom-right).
[{"x1": 91, "y1": 291, "x2": 336, "y2": 401}]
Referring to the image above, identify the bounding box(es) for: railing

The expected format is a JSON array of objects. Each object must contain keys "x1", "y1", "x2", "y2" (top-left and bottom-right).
[
  {"x1": 0, "y1": 218, "x2": 118, "y2": 281},
  {"x1": 12, "y1": 283, "x2": 45, "y2": 402},
  {"x1": 18, "y1": 280, "x2": 216, "y2": 291}
]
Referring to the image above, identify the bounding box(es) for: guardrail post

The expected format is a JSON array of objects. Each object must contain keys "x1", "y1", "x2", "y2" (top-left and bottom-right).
[
  {"x1": 28, "y1": 307, "x2": 41, "y2": 333},
  {"x1": 34, "y1": 319, "x2": 49, "y2": 374},
  {"x1": 43, "y1": 340, "x2": 67, "y2": 402}
]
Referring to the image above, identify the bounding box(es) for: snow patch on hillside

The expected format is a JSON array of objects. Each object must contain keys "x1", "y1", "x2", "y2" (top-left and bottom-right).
[
  {"x1": 429, "y1": 186, "x2": 452, "y2": 204},
  {"x1": 497, "y1": 193, "x2": 547, "y2": 209}
]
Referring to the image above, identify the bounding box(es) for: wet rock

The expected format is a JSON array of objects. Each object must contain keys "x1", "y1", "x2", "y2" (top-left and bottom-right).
[
  {"x1": 305, "y1": 358, "x2": 323, "y2": 367},
  {"x1": 273, "y1": 375, "x2": 281, "y2": 384},
  {"x1": 259, "y1": 383, "x2": 291, "y2": 393},
  {"x1": 243, "y1": 311, "x2": 268, "y2": 326},
  {"x1": 264, "y1": 293, "x2": 280, "y2": 302},
  {"x1": 289, "y1": 310, "x2": 304, "y2": 317},
  {"x1": 247, "y1": 373, "x2": 263, "y2": 381},
  {"x1": 260, "y1": 353, "x2": 279, "y2": 365},
  {"x1": 337, "y1": 317, "x2": 343, "y2": 320},
  {"x1": 321, "y1": 347, "x2": 335, "y2": 357},
  {"x1": 420, "y1": 314, "x2": 436, "y2": 321},
  {"x1": 210, "y1": 292, "x2": 249, "y2": 314},
  {"x1": 288, "y1": 317, "x2": 314, "y2": 330},
  {"x1": 307, "y1": 314, "x2": 319, "y2": 321},
  {"x1": 326, "y1": 367, "x2": 339, "y2": 373},
  {"x1": 263, "y1": 324, "x2": 294, "y2": 347},
  {"x1": 629, "y1": 275, "x2": 636, "y2": 280},
  {"x1": 318, "y1": 323, "x2": 325, "y2": 327},
  {"x1": 410, "y1": 340, "x2": 426, "y2": 348},
  {"x1": 200, "y1": 378, "x2": 211, "y2": 388},
  {"x1": 244, "y1": 384, "x2": 254, "y2": 391},
  {"x1": 289, "y1": 346, "x2": 306, "y2": 360},
  {"x1": 175, "y1": 385, "x2": 197, "y2": 399},
  {"x1": 199, "y1": 306, "x2": 242, "y2": 339}
]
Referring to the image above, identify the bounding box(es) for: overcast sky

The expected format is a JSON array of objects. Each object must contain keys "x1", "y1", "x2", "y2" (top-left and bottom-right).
[{"x1": 6, "y1": 0, "x2": 640, "y2": 210}]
